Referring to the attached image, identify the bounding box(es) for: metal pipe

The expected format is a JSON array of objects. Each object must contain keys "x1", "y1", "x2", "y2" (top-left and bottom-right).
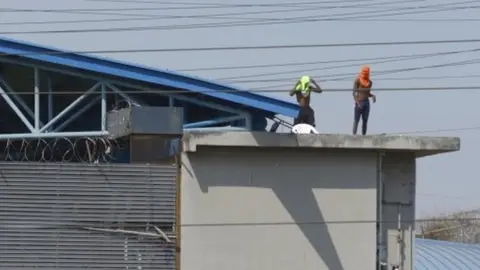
[
  {"x1": 101, "y1": 83, "x2": 107, "y2": 131},
  {"x1": 0, "y1": 86, "x2": 35, "y2": 132},
  {"x1": 106, "y1": 83, "x2": 142, "y2": 107},
  {"x1": 34, "y1": 68, "x2": 40, "y2": 131},
  {"x1": 0, "y1": 75, "x2": 43, "y2": 127},
  {"x1": 397, "y1": 204, "x2": 403, "y2": 270},
  {"x1": 183, "y1": 115, "x2": 245, "y2": 129},
  {"x1": 169, "y1": 96, "x2": 174, "y2": 107},
  {"x1": 0, "y1": 58, "x2": 252, "y2": 117},
  {"x1": 377, "y1": 152, "x2": 385, "y2": 270},
  {"x1": 244, "y1": 113, "x2": 252, "y2": 130},
  {"x1": 0, "y1": 130, "x2": 108, "y2": 140},
  {"x1": 39, "y1": 83, "x2": 100, "y2": 132},
  {"x1": 47, "y1": 77, "x2": 53, "y2": 123},
  {"x1": 54, "y1": 96, "x2": 101, "y2": 132}
]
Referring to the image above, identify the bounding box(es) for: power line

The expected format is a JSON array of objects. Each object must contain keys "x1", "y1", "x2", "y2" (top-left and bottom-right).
[
  {"x1": 0, "y1": 0, "x2": 419, "y2": 12},
  {"x1": 3, "y1": 14, "x2": 479, "y2": 27},
  {"x1": 3, "y1": 38, "x2": 480, "y2": 55},
  {"x1": 0, "y1": 0, "x2": 420, "y2": 27},
  {"x1": 386, "y1": 126, "x2": 480, "y2": 135},
  {"x1": 4, "y1": 0, "x2": 381, "y2": 12},
  {"x1": 218, "y1": 47, "x2": 480, "y2": 81},
  {"x1": 255, "y1": 58, "x2": 480, "y2": 90},
  {"x1": 3, "y1": 86, "x2": 480, "y2": 96},
  {"x1": 82, "y1": 0, "x2": 390, "y2": 7},
  {"x1": 233, "y1": 74, "x2": 480, "y2": 84},
  {"x1": 228, "y1": 58, "x2": 480, "y2": 84},
  {"x1": 0, "y1": 1, "x2": 475, "y2": 33},
  {"x1": 178, "y1": 47, "x2": 480, "y2": 72}
]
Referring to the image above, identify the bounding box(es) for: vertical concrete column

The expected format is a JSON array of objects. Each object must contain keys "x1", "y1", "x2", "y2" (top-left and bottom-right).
[{"x1": 381, "y1": 153, "x2": 416, "y2": 270}]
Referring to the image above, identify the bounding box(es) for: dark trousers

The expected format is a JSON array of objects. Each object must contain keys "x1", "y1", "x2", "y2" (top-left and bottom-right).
[
  {"x1": 294, "y1": 106, "x2": 315, "y2": 127},
  {"x1": 353, "y1": 100, "x2": 370, "y2": 135}
]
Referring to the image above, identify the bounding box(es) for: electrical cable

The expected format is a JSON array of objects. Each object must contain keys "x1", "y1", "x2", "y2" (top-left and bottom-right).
[
  {"x1": 0, "y1": 0, "x2": 421, "y2": 27},
  {"x1": 0, "y1": 0, "x2": 419, "y2": 13},
  {"x1": 177, "y1": 47, "x2": 480, "y2": 72},
  {"x1": 255, "y1": 58, "x2": 480, "y2": 90},
  {"x1": 2, "y1": 0, "x2": 383, "y2": 12},
  {"x1": 3, "y1": 13, "x2": 480, "y2": 27},
  {"x1": 3, "y1": 86, "x2": 480, "y2": 96},
  {"x1": 82, "y1": 0, "x2": 391, "y2": 7},
  {"x1": 3, "y1": 38, "x2": 480, "y2": 55},
  {"x1": 234, "y1": 74, "x2": 480, "y2": 84},
  {"x1": 218, "y1": 47, "x2": 480, "y2": 81},
  {"x1": 0, "y1": 1, "x2": 475, "y2": 33},
  {"x1": 386, "y1": 126, "x2": 480, "y2": 135}
]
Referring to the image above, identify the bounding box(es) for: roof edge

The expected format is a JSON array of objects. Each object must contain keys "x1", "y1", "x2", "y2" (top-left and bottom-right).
[
  {"x1": 182, "y1": 131, "x2": 460, "y2": 156},
  {"x1": 0, "y1": 37, "x2": 299, "y2": 117}
]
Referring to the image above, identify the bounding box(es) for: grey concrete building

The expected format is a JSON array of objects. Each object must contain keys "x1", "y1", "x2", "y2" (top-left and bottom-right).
[{"x1": 180, "y1": 132, "x2": 460, "y2": 270}]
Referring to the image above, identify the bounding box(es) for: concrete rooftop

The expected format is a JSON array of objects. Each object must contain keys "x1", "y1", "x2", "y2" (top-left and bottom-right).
[{"x1": 182, "y1": 132, "x2": 460, "y2": 157}]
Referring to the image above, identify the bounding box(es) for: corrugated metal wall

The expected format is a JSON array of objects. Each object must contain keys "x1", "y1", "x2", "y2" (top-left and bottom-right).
[{"x1": 0, "y1": 162, "x2": 177, "y2": 270}]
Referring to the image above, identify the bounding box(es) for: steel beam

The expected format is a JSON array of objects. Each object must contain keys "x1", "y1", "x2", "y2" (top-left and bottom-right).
[
  {"x1": 0, "y1": 85, "x2": 35, "y2": 132},
  {"x1": 183, "y1": 115, "x2": 246, "y2": 129},
  {"x1": 0, "y1": 75, "x2": 43, "y2": 127},
  {"x1": 105, "y1": 83, "x2": 142, "y2": 107},
  {"x1": 109, "y1": 83, "x2": 247, "y2": 116},
  {"x1": 47, "y1": 77, "x2": 53, "y2": 123},
  {"x1": 0, "y1": 58, "x2": 266, "y2": 131},
  {"x1": 0, "y1": 58, "x2": 252, "y2": 116},
  {"x1": 34, "y1": 68, "x2": 40, "y2": 131},
  {"x1": 39, "y1": 83, "x2": 100, "y2": 133},
  {"x1": 244, "y1": 114, "x2": 252, "y2": 130},
  {"x1": 54, "y1": 96, "x2": 101, "y2": 132},
  {"x1": 0, "y1": 131, "x2": 108, "y2": 140},
  {"x1": 101, "y1": 83, "x2": 107, "y2": 131}
]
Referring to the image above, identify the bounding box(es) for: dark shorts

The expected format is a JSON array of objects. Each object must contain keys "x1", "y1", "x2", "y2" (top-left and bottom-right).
[{"x1": 294, "y1": 106, "x2": 315, "y2": 126}]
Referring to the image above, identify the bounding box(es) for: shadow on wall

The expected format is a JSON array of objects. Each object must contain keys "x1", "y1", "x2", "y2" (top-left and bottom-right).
[{"x1": 183, "y1": 142, "x2": 377, "y2": 270}]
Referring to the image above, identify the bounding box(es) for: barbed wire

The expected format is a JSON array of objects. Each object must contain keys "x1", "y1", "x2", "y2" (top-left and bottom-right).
[{"x1": 1, "y1": 136, "x2": 127, "y2": 163}]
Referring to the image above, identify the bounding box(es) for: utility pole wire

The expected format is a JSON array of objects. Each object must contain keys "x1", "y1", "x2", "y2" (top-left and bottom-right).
[
  {"x1": 3, "y1": 38, "x2": 480, "y2": 55},
  {"x1": 0, "y1": 1, "x2": 476, "y2": 34},
  {"x1": 2, "y1": 86, "x2": 480, "y2": 95},
  {"x1": 218, "y1": 47, "x2": 480, "y2": 81},
  {"x1": 256, "y1": 58, "x2": 480, "y2": 90}
]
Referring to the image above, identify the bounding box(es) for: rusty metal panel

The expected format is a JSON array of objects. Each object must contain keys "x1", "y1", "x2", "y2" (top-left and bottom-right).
[{"x1": 0, "y1": 162, "x2": 177, "y2": 269}]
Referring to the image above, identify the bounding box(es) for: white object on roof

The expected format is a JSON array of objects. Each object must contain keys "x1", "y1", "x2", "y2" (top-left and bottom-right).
[{"x1": 291, "y1": 124, "x2": 319, "y2": 134}]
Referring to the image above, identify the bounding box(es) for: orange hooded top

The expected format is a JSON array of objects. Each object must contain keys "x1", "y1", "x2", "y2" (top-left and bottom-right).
[{"x1": 358, "y1": 65, "x2": 371, "y2": 88}]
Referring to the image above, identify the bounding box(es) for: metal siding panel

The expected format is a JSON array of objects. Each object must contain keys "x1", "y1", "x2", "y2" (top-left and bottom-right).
[{"x1": 0, "y1": 162, "x2": 176, "y2": 269}]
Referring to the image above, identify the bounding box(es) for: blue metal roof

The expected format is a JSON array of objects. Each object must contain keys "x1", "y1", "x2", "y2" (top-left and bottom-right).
[
  {"x1": 415, "y1": 238, "x2": 480, "y2": 269},
  {"x1": 0, "y1": 36, "x2": 299, "y2": 118}
]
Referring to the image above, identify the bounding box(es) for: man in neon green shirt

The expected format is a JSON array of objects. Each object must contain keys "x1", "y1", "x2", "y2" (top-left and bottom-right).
[{"x1": 289, "y1": 75, "x2": 322, "y2": 126}]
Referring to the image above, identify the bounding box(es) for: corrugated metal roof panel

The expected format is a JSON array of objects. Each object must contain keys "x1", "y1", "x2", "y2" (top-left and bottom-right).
[
  {"x1": 415, "y1": 238, "x2": 480, "y2": 270},
  {"x1": 0, "y1": 36, "x2": 299, "y2": 118}
]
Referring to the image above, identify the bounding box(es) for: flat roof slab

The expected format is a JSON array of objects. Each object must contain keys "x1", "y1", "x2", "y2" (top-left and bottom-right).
[{"x1": 182, "y1": 131, "x2": 460, "y2": 157}]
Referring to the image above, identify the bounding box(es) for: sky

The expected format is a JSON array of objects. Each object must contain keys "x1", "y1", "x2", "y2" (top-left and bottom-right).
[{"x1": 0, "y1": 0, "x2": 479, "y2": 217}]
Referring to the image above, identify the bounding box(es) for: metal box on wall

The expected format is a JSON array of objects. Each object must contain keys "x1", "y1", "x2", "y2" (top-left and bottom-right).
[{"x1": 107, "y1": 106, "x2": 184, "y2": 139}]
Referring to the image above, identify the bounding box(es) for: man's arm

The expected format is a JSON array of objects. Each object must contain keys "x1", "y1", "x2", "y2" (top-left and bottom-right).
[
  {"x1": 290, "y1": 81, "x2": 300, "y2": 96},
  {"x1": 310, "y1": 79, "x2": 322, "y2": 93},
  {"x1": 353, "y1": 79, "x2": 359, "y2": 101},
  {"x1": 368, "y1": 81, "x2": 376, "y2": 102}
]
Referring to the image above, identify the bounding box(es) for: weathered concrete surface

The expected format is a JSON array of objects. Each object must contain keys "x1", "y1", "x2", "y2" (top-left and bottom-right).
[{"x1": 182, "y1": 131, "x2": 460, "y2": 157}]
